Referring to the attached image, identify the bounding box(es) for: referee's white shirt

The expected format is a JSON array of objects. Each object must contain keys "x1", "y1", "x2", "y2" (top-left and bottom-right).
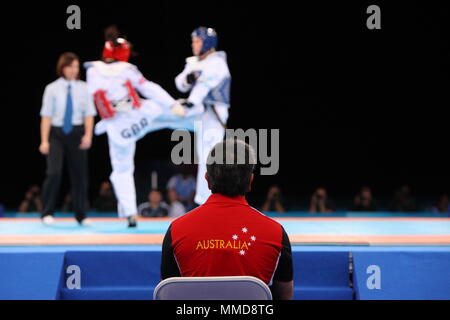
[{"x1": 40, "y1": 77, "x2": 97, "y2": 127}]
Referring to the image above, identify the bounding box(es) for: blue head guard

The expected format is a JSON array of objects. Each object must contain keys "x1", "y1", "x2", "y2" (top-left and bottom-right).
[{"x1": 191, "y1": 27, "x2": 218, "y2": 55}]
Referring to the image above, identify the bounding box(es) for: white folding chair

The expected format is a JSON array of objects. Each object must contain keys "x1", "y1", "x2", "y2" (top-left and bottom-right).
[{"x1": 153, "y1": 276, "x2": 272, "y2": 300}]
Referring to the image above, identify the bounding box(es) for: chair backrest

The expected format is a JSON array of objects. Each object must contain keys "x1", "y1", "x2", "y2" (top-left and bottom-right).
[{"x1": 153, "y1": 276, "x2": 272, "y2": 300}]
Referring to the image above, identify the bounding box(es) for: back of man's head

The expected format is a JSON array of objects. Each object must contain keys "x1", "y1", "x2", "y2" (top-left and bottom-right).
[{"x1": 206, "y1": 139, "x2": 257, "y2": 197}]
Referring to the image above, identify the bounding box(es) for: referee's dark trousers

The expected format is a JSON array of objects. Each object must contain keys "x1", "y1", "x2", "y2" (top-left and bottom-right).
[{"x1": 41, "y1": 126, "x2": 88, "y2": 222}]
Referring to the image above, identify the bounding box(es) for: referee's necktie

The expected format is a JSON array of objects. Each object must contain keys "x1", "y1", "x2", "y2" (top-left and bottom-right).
[{"x1": 62, "y1": 84, "x2": 73, "y2": 135}]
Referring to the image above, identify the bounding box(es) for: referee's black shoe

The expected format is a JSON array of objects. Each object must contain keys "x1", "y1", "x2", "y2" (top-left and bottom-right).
[{"x1": 128, "y1": 216, "x2": 137, "y2": 228}]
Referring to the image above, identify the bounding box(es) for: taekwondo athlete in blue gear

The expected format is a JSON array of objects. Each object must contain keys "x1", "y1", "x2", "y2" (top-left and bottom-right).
[{"x1": 175, "y1": 27, "x2": 232, "y2": 205}]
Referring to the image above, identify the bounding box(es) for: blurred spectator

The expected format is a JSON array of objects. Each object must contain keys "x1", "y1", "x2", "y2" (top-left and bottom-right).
[
  {"x1": 432, "y1": 194, "x2": 449, "y2": 214},
  {"x1": 167, "y1": 189, "x2": 186, "y2": 218},
  {"x1": 138, "y1": 190, "x2": 169, "y2": 217},
  {"x1": 309, "y1": 187, "x2": 335, "y2": 213},
  {"x1": 167, "y1": 166, "x2": 196, "y2": 211},
  {"x1": 261, "y1": 185, "x2": 286, "y2": 213},
  {"x1": 61, "y1": 193, "x2": 73, "y2": 212},
  {"x1": 93, "y1": 181, "x2": 117, "y2": 212},
  {"x1": 389, "y1": 185, "x2": 417, "y2": 212},
  {"x1": 18, "y1": 185, "x2": 43, "y2": 212},
  {"x1": 352, "y1": 186, "x2": 377, "y2": 211}
]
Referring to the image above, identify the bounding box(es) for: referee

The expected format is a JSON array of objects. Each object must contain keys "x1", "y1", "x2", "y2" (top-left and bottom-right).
[{"x1": 39, "y1": 52, "x2": 96, "y2": 226}]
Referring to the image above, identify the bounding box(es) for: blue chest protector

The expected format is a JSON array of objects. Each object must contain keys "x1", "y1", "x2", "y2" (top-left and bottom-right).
[{"x1": 204, "y1": 76, "x2": 231, "y2": 106}]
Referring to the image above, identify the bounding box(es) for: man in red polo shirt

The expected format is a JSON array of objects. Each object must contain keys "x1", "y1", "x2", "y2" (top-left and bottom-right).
[{"x1": 161, "y1": 139, "x2": 293, "y2": 299}]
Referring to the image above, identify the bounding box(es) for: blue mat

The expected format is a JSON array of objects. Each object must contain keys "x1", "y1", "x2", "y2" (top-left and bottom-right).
[
  {"x1": 0, "y1": 252, "x2": 65, "y2": 300},
  {"x1": 1, "y1": 220, "x2": 450, "y2": 236},
  {"x1": 3, "y1": 211, "x2": 448, "y2": 218},
  {"x1": 1, "y1": 246, "x2": 450, "y2": 300},
  {"x1": 353, "y1": 251, "x2": 450, "y2": 299}
]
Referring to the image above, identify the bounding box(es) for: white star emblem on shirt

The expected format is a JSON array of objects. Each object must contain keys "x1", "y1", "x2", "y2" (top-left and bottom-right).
[
  {"x1": 251, "y1": 236, "x2": 256, "y2": 241},
  {"x1": 242, "y1": 227, "x2": 248, "y2": 233},
  {"x1": 239, "y1": 250, "x2": 246, "y2": 256},
  {"x1": 248, "y1": 242, "x2": 251, "y2": 246},
  {"x1": 232, "y1": 234, "x2": 238, "y2": 240}
]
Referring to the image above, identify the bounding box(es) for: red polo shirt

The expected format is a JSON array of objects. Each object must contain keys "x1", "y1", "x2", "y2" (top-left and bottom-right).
[{"x1": 161, "y1": 193, "x2": 293, "y2": 285}]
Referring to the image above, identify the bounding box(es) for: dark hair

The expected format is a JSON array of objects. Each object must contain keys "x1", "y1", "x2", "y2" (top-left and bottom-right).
[
  {"x1": 56, "y1": 52, "x2": 79, "y2": 78},
  {"x1": 206, "y1": 139, "x2": 256, "y2": 197},
  {"x1": 104, "y1": 25, "x2": 120, "y2": 42}
]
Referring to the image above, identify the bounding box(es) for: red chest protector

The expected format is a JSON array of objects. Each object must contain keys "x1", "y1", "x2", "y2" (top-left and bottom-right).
[{"x1": 94, "y1": 80, "x2": 141, "y2": 119}]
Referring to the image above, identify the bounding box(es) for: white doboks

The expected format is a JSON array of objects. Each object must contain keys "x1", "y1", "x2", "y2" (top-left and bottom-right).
[
  {"x1": 85, "y1": 60, "x2": 199, "y2": 218},
  {"x1": 86, "y1": 60, "x2": 198, "y2": 146},
  {"x1": 174, "y1": 51, "x2": 232, "y2": 205}
]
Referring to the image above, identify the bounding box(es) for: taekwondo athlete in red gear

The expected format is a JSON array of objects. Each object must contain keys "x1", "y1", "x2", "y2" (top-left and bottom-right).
[
  {"x1": 85, "y1": 32, "x2": 185, "y2": 227},
  {"x1": 175, "y1": 27, "x2": 232, "y2": 206}
]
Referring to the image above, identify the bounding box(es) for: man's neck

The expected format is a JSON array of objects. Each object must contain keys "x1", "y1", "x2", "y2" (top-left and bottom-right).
[
  {"x1": 103, "y1": 58, "x2": 117, "y2": 64},
  {"x1": 62, "y1": 77, "x2": 76, "y2": 84},
  {"x1": 199, "y1": 49, "x2": 215, "y2": 61},
  {"x1": 150, "y1": 202, "x2": 160, "y2": 209}
]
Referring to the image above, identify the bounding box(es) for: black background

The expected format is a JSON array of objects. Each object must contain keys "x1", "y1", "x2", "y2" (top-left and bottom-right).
[{"x1": 1, "y1": 1, "x2": 449, "y2": 209}]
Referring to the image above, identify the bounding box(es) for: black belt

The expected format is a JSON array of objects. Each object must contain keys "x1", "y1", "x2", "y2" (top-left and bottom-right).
[
  {"x1": 112, "y1": 97, "x2": 132, "y2": 107},
  {"x1": 52, "y1": 125, "x2": 84, "y2": 129}
]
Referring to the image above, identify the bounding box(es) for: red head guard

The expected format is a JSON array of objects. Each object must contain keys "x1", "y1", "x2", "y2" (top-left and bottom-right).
[{"x1": 102, "y1": 38, "x2": 131, "y2": 62}]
